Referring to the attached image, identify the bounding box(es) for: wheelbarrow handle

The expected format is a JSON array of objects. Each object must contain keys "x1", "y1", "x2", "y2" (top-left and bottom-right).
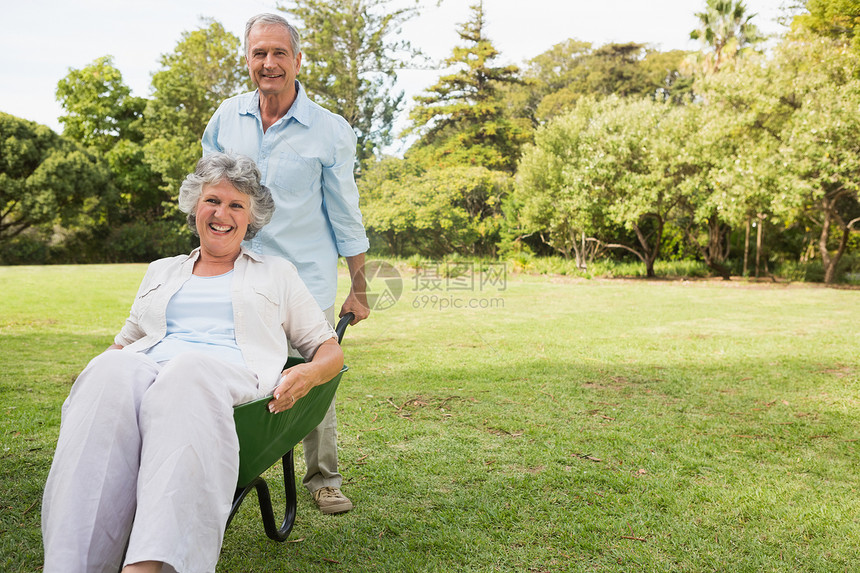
[{"x1": 335, "y1": 312, "x2": 355, "y2": 345}]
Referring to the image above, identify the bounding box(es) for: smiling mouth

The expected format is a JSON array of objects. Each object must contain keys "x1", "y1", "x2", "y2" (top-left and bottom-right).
[{"x1": 209, "y1": 223, "x2": 233, "y2": 233}]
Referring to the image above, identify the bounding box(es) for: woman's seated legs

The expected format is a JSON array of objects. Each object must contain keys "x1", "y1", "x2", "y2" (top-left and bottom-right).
[
  {"x1": 42, "y1": 350, "x2": 161, "y2": 573},
  {"x1": 123, "y1": 352, "x2": 259, "y2": 573}
]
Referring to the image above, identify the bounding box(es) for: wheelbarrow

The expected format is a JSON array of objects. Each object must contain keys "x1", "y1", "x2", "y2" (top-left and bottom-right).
[{"x1": 226, "y1": 312, "x2": 353, "y2": 541}]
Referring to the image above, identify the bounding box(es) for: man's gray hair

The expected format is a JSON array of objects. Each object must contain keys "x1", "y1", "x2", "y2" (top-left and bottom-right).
[
  {"x1": 178, "y1": 153, "x2": 275, "y2": 240},
  {"x1": 245, "y1": 13, "x2": 301, "y2": 57}
]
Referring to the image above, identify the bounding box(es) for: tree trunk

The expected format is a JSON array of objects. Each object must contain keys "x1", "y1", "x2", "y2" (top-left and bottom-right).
[
  {"x1": 706, "y1": 217, "x2": 731, "y2": 280},
  {"x1": 743, "y1": 218, "x2": 750, "y2": 277},
  {"x1": 819, "y1": 210, "x2": 850, "y2": 285},
  {"x1": 705, "y1": 259, "x2": 732, "y2": 280},
  {"x1": 569, "y1": 228, "x2": 585, "y2": 270},
  {"x1": 682, "y1": 215, "x2": 731, "y2": 280},
  {"x1": 631, "y1": 216, "x2": 663, "y2": 279},
  {"x1": 580, "y1": 232, "x2": 587, "y2": 271},
  {"x1": 755, "y1": 215, "x2": 764, "y2": 278},
  {"x1": 387, "y1": 231, "x2": 399, "y2": 257},
  {"x1": 645, "y1": 261, "x2": 656, "y2": 278}
]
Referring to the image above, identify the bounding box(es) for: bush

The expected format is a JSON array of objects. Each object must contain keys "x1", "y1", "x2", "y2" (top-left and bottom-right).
[
  {"x1": 775, "y1": 254, "x2": 860, "y2": 284},
  {"x1": 774, "y1": 260, "x2": 825, "y2": 282},
  {"x1": 0, "y1": 233, "x2": 50, "y2": 265},
  {"x1": 105, "y1": 220, "x2": 193, "y2": 262},
  {"x1": 20, "y1": 220, "x2": 194, "y2": 264}
]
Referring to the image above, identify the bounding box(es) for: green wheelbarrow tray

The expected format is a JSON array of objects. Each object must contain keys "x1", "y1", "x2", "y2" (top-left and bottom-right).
[
  {"x1": 233, "y1": 363, "x2": 346, "y2": 489},
  {"x1": 226, "y1": 313, "x2": 353, "y2": 542}
]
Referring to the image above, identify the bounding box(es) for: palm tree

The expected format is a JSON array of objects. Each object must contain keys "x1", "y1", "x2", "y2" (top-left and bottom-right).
[{"x1": 690, "y1": 0, "x2": 765, "y2": 70}]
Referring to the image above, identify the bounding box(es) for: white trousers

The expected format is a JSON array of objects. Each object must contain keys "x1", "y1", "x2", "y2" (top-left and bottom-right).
[{"x1": 42, "y1": 350, "x2": 260, "y2": 573}]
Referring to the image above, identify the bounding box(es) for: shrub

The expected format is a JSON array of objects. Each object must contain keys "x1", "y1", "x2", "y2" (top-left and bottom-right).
[{"x1": 0, "y1": 233, "x2": 50, "y2": 265}]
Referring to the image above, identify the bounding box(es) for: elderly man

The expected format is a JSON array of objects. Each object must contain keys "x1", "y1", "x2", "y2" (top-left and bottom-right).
[{"x1": 202, "y1": 13, "x2": 369, "y2": 515}]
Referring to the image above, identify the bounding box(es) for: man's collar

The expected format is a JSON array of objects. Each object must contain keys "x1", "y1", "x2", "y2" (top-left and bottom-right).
[
  {"x1": 290, "y1": 81, "x2": 312, "y2": 127},
  {"x1": 242, "y1": 81, "x2": 311, "y2": 128}
]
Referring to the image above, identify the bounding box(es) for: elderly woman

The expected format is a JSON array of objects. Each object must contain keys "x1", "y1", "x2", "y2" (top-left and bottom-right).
[{"x1": 41, "y1": 153, "x2": 343, "y2": 573}]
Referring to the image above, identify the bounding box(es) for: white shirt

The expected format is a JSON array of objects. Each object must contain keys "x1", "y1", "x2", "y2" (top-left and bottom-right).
[{"x1": 115, "y1": 247, "x2": 337, "y2": 394}]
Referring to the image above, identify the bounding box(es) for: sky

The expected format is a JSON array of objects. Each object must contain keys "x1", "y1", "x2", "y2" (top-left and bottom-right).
[{"x1": 0, "y1": 0, "x2": 789, "y2": 148}]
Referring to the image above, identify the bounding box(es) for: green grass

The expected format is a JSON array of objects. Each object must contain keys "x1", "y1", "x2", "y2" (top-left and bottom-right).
[{"x1": 1, "y1": 264, "x2": 859, "y2": 572}]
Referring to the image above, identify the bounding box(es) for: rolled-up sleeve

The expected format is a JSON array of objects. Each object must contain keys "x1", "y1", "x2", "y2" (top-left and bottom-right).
[{"x1": 322, "y1": 118, "x2": 370, "y2": 258}]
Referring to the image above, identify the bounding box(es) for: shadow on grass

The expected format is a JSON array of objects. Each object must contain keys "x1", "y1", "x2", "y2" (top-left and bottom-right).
[
  {"x1": 220, "y1": 356, "x2": 858, "y2": 571},
  {"x1": 3, "y1": 332, "x2": 858, "y2": 572}
]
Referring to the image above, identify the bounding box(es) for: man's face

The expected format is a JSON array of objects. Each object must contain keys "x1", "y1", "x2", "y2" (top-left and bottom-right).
[{"x1": 246, "y1": 24, "x2": 302, "y2": 98}]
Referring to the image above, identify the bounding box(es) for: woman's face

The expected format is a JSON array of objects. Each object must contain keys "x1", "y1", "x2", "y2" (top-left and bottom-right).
[{"x1": 195, "y1": 180, "x2": 251, "y2": 261}]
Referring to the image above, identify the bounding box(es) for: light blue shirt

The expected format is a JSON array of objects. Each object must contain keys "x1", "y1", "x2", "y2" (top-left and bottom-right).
[
  {"x1": 201, "y1": 82, "x2": 369, "y2": 309},
  {"x1": 145, "y1": 271, "x2": 245, "y2": 367}
]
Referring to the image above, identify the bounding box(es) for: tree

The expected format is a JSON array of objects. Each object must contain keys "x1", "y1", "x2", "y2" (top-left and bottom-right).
[
  {"x1": 356, "y1": 156, "x2": 424, "y2": 255},
  {"x1": 515, "y1": 97, "x2": 684, "y2": 277},
  {"x1": 359, "y1": 157, "x2": 510, "y2": 257},
  {"x1": 793, "y1": 0, "x2": 860, "y2": 53},
  {"x1": 55, "y1": 56, "x2": 186, "y2": 263},
  {"x1": 506, "y1": 39, "x2": 593, "y2": 125},
  {"x1": 143, "y1": 19, "x2": 250, "y2": 196},
  {"x1": 0, "y1": 113, "x2": 109, "y2": 244},
  {"x1": 663, "y1": 102, "x2": 757, "y2": 279},
  {"x1": 697, "y1": 32, "x2": 860, "y2": 283},
  {"x1": 513, "y1": 98, "x2": 607, "y2": 267},
  {"x1": 592, "y1": 98, "x2": 685, "y2": 277},
  {"x1": 581, "y1": 43, "x2": 660, "y2": 97},
  {"x1": 524, "y1": 39, "x2": 594, "y2": 94},
  {"x1": 56, "y1": 58, "x2": 165, "y2": 225},
  {"x1": 640, "y1": 49, "x2": 696, "y2": 104},
  {"x1": 55, "y1": 56, "x2": 146, "y2": 153},
  {"x1": 405, "y1": 1, "x2": 527, "y2": 173},
  {"x1": 687, "y1": 48, "x2": 794, "y2": 279},
  {"x1": 281, "y1": 0, "x2": 421, "y2": 171},
  {"x1": 774, "y1": 44, "x2": 860, "y2": 283},
  {"x1": 513, "y1": 40, "x2": 693, "y2": 125},
  {"x1": 690, "y1": 0, "x2": 765, "y2": 71}
]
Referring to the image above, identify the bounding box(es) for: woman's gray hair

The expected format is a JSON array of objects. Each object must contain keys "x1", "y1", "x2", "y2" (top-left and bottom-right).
[
  {"x1": 245, "y1": 13, "x2": 301, "y2": 57},
  {"x1": 178, "y1": 153, "x2": 275, "y2": 240}
]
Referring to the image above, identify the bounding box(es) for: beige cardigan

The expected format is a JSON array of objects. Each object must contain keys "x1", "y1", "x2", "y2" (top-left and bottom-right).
[{"x1": 115, "y1": 246, "x2": 336, "y2": 394}]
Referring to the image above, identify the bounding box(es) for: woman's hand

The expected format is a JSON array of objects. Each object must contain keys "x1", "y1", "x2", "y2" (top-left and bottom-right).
[{"x1": 268, "y1": 338, "x2": 343, "y2": 414}]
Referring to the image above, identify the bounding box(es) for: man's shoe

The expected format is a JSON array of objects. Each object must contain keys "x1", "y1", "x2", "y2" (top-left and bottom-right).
[{"x1": 312, "y1": 486, "x2": 353, "y2": 514}]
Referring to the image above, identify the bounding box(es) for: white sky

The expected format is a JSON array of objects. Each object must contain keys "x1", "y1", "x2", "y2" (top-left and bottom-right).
[{"x1": 0, "y1": 0, "x2": 788, "y2": 147}]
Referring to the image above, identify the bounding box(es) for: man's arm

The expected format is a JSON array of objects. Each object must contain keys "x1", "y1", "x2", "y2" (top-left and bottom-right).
[
  {"x1": 320, "y1": 116, "x2": 371, "y2": 324},
  {"x1": 340, "y1": 253, "x2": 369, "y2": 325},
  {"x1": 201, "y1": 103, "x2": 225, "y2": 155}
]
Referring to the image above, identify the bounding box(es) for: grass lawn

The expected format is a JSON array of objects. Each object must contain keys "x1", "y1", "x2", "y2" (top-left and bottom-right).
[{"x1": 1, "y1": 263, "x2": 858, "y2": 572}]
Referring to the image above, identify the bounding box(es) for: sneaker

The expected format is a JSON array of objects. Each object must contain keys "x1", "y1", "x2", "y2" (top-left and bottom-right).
[{"x1": 312, "y1": 486, "x2": 353, "y2": 514}]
